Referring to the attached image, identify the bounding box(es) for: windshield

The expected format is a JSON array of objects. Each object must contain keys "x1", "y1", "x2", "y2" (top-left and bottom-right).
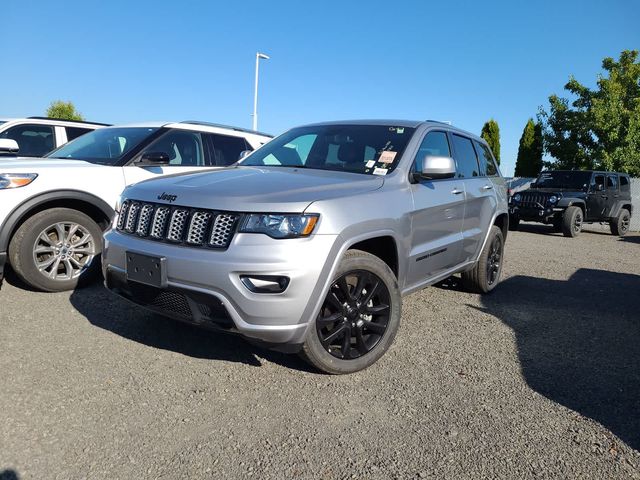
[
  {"x1": 239, "y1": 124, "x2": 415, "y2": 175},
  {"x1": 47, "y1": 127, "x2": 159, "y2": 165},
  {"x1": 535, "y1": 171, "x2": 592, "y2": 190}
]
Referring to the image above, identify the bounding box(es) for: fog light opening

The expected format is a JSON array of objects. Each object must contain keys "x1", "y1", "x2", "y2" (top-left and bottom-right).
[{"x1": 241, "y1": 275, "x2": 290, "y2": 294}]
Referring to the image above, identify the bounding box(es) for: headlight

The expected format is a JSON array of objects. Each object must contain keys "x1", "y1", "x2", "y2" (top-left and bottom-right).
[
  {"x1": 548, "y1": 195, "x2": 558, "y2": 204},
  {"x1": 240, "y1": 213, "x2": 319, "y2": 239},
  {"x1": 0, "y1": 173, "x2": 38, "y2": 189},
  {"x1": 513, "y1": 193, "x2": 521, "y2": 202}
]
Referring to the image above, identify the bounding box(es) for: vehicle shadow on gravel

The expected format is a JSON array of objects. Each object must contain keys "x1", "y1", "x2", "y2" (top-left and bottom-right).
[
  {"x1": 69, "y1": 285, "x2": 315, "y2": 373},
  {"x1": 477, "y1": 269, "x2": 640, "y2": 451}
]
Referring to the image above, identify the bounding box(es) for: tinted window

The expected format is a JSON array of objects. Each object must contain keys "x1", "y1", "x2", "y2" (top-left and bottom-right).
[
  {"x1": 208, "y1": 133, "x2": 250, "y2": 166},
  {"x1": 593, "y1": 174, "x2": 605, "y2": 190},
  {"x1": 536, "y1": 171, "x2": 591, "y2": 190},
  {"x1": 241, "y1": 125, "x2": 415, "y2": 175},
  {"x1": 620, "y1": 175, "x2": 630, "y2": 192},
  {"x1": 474, "y1": 140, "x2": 498, "y2": 176},
  {"x1": 414, "y1": 131, "x2": 450, "y2": 172},
  {"x1": 0, "y1": 124, "x2": 55, "y2": 157},
  {"x1": 48, "y1": 127, "x2": 158, "y2": 165},
  {"x1": 607, "y1": 175, "x2": 618, "y2": 190},
  {"x1": 66, "y1": 126, "x2": 93, "y2": 142},
  {"x1": 451, "y1": 134, "x2": 480, "y2": 178},
  {"x1": 142, "y1": 130, "x2": 205, "y2": 166}
]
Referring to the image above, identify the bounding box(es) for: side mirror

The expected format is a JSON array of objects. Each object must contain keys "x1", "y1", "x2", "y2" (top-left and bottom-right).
[
  {"x1": 137, "y1": 151, "x2": 170, "y2": 166},
  {"x1": 414, "y1": 155, "x2": 456, "y2": 181},
  {"x1": 238, "y1": 150, "x2": 252, "y2": 161},
  {"x1": 0, "y1": 139, "x2": 19, "y2": 154},
  {"x1": 595, "y1": 184, "x2": 604, "y2": 192}
]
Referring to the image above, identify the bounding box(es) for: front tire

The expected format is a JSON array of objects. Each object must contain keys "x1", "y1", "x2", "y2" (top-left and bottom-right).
[
  {"x1": 8, "y1": 208, "x2": 103, "y2": 292},
  {"x1": 301, "y1": 249, "x2": 401, "y2": 374},
  {"x1": 610, "y1": 208, "x2": 631, "y2": 237},
  {"x1": 508, "y1": 216, "x2": 520, "y2": 231},
  {"x1": 462, "y1": 225, "x2": 504, "y2": 294},
  {"x1": 561, "y1": 206, "x2": 583, "y2": 237}
]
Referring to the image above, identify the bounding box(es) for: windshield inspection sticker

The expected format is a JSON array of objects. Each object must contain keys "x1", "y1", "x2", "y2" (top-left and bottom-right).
[
  {"x1": 378, "y1": 151, "x2": 397, "y2": 164},
  {"x1": 366, "y1": 160, "x2": 376, "y2": 168},
  {"x1": 373, "y1": 167, "x2": 388, "y2": 176}
]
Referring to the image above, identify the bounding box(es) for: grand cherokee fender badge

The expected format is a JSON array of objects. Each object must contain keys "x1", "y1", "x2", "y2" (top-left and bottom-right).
[{"x1": 157, "y1": 192, "x2": 177, "y2": 203}]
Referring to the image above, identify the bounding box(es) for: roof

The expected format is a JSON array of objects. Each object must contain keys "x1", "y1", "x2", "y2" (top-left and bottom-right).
[
  {"x1": 302, "y1": 119, "x2": 426, "y2": 128},
  {"x1": 297, "y1": 119, "x2": 486, "y2": 143}
]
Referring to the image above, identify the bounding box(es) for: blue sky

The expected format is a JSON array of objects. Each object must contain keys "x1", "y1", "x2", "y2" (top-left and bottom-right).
[{"x1": 3, "y1": 0, "x2": 639, "y2": 175}]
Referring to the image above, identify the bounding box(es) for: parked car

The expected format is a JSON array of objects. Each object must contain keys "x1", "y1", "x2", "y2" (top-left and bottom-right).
[
  {"x1": 0, "y1": 117, "x2": 108, "y2": 157},
  {"x1": 102, "y1": 120, "x2": 509, "y2": 374},
  {"x1": 509, "y1": 170, "x2": 633, "y2": 237},
  {"x1": 0, "y1": 121, "x2": 272, "y2": 292}
]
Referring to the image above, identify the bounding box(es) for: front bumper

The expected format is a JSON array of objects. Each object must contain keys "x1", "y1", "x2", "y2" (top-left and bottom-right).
[
  {"x1": 510, "y1": 205, "x2": 561, "y2": 223},
  {"x1": 102, "y1": 229, "x2": 339, "y2": 346}
]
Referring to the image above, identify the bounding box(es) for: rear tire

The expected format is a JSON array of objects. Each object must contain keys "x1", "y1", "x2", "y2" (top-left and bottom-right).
[
  {"x1": 561, "y1": 206, "x2": 583, "y2": 237},
  {"x1": 610, "y1": 208, "x2": 631, "y2": 237},
  {"x1": 8, "y1": 208, "x2": 103, "y2": 292},
  {"x1": 301, "y1": 249, "x2": 401, "y2": 375},
  {"x1": 462, "y1": 225, "x2": 504, "y2": 294}
]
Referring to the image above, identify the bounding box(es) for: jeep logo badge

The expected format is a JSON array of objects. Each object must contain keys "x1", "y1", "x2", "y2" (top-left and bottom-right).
[{"x1": 157, "y1": 192, "x2": 177, "y2": 203}]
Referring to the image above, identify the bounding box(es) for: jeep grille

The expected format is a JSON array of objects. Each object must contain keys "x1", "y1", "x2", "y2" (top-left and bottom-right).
[
  {"x1": 116, "y1": 200, "x2": 239, "y2": 249},
  {"x1": 519, "y1": 192, "x2": 549, "y2": 207}
]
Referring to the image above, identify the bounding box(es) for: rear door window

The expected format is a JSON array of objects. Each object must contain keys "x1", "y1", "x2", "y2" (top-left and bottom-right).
[
  {"x1": 206, "y1": 133, "x2": 251, "y2": 166},
  {"x1": 620, "y1": 175, "x2": 630, "y2": 192},
  {"x1": 140, "y1": 129, "x2": 205, "y2": 166},
  {"x1": 607, "y1": 174, "x2": 618, "y2": 191},
  {"x1": 0, "y1": 124, "x2": 55, "y2": 156},
  {"x1": 451, "y1": 134, "x2": 480, "y2": 178},
  {"x1": 65, "y1": 126, "x2": 93, "y2": 142},
  {"x1": 473, "y1": 140, "x2": 498, "y2": 176}
]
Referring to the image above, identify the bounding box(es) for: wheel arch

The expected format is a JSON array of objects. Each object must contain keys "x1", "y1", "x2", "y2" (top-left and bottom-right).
[
  {"x1": 0, "y1": 190, "x2": 115, "y2": 253},
  {"x1": 347, "y1": 235, "x2": 399, "y2": 278}
]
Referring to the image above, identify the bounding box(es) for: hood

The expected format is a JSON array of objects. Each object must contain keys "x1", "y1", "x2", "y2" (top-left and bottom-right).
[
  {"x1": 0, "y1": 158, "x2": 96, "y2": 171},
  {"x1": 525, "y1": 187, "x2": 586, "y2": 196},
  {"x1": 124, "y1": 166, "x2": 385, "y2": 212}
]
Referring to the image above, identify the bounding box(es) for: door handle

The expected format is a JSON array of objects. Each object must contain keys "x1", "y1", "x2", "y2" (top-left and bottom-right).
[
  {"x1": 451, "y1": 188, "x2": 464, "y2": 195},
  {"x1": 481, "y1": 184, "x2": 493, "y2": 190}
]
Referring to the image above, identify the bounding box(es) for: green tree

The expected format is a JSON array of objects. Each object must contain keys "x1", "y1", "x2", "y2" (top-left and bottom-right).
[
  {"x1": 514, "y1": 119, "x2": 543, "y2": 177},
  {"x1": 45, "y1": 100, "x2": 84, "y2": 121},
  {"x1": 481, "y1": 119, "x2": 500, "y2": 164},
  {"x1": 538, "y1": 49, "x2": 640, "y2": 176}
]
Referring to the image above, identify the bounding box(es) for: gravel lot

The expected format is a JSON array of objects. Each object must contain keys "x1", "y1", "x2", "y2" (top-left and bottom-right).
[{"x1": 1, "y1": 224, "x2": 639, "y2": 479}]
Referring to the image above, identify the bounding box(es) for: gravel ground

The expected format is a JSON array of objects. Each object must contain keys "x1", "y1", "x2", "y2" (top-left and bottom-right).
[{"x1": 1, "y1": 224, "x2": 639, "y2": 480}]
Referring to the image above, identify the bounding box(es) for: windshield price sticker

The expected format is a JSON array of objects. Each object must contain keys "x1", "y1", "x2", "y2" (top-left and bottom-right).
[
  {"x1": 373, "y1": 167, "x2": 388, "y2": 176},
  {"x1": 365, "y1": 160, "x2": 376, "y2": 168},
  {"x1": 378, "y1": 151, "x2": 397, "y2": 164}
]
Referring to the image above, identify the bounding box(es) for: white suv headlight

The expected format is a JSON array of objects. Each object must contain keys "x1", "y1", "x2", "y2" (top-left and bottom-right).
[
  {"x1": 0, "y1": 173, "x2": 38, "y2": 189},
  {"x1": 240, "y1": 214, "x2": 319, "y2": 239}
]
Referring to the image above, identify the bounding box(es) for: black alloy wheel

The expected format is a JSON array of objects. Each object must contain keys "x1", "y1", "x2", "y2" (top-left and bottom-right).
[
  {"x1": 316, "y1": 270, "x2": 391, "y2": 360},
  {"x1": 486, "y1": 234, "x2": 502, "y2": 286}
]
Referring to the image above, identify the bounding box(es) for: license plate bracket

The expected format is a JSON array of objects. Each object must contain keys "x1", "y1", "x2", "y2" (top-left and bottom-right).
[{"x1": 126, "y1": 252, "x2": 167, "y2": 288}]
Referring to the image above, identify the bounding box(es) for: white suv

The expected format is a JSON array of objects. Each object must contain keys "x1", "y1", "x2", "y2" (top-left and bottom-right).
[
  {"x1": 0, "y1": 121, "x2": 272, "y2": 292},
  {"x1": 0, "y1": 117, "x2": 108, "y2": 157}
]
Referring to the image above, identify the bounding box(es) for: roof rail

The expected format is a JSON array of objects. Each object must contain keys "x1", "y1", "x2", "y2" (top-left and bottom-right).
[
  {"x1": 28, "y1": 116, "x2": 112, "y2": 126},
  {"x1": 425, "y1": 119, "x2": 452, "y2": 125},
  {"x1": 179, "y1": 120, "x2": 273, "y2": 138}
]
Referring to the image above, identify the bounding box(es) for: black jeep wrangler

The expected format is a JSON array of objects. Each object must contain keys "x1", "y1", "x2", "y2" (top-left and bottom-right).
[{"x1": 509, "y1": 170, "x2": 633, "y2": 237}]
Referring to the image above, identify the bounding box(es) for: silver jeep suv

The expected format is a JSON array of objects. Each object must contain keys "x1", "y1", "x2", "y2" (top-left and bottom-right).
[{"x1": 102, "y1": 120, "x2": 508, "y2": 374}]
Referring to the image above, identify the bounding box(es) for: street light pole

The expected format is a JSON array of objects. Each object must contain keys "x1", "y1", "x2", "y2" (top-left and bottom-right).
[{"x1": 252, "y1": 52, "x2": 270, "y2": 131}]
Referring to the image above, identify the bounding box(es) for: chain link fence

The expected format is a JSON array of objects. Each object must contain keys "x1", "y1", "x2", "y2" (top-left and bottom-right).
[
  {"x1": 631, "y1": 178, "x2": 640, "y2": 232},
  {"x1": 507, "y1": 177, "x2": 639, "y2": 232}
]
